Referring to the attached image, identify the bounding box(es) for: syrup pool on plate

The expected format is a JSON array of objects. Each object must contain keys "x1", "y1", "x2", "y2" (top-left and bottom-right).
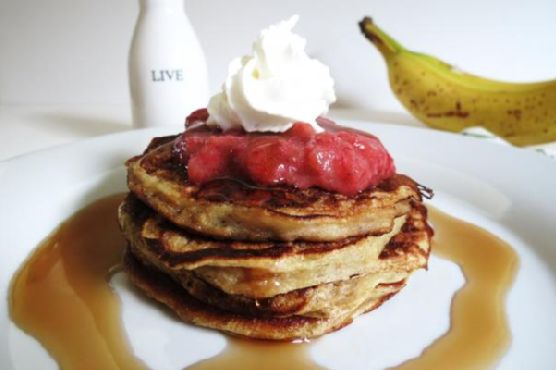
[{"x1": 9, "y1": 195, "x2": 517, "y2": 370}]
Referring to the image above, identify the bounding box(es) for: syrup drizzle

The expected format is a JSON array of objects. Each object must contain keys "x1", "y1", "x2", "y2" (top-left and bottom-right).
[
  {"x1": 188, "y1": 338, "x2": 325, "y2": 370},
  {"x1": 10, "y1": 195, "x2": 518, "y2": 370},
  {"x1": 10, "y1": 194, "x2": 146, "y2": 370},
  {"x1": 390, "y1": 207, "x2": 518, "y2": 370}
]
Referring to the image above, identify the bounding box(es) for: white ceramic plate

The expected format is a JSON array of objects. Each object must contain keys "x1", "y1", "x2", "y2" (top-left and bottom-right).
[{"x1": 1, "y1": 122, "x2": 555, "y2": 370}]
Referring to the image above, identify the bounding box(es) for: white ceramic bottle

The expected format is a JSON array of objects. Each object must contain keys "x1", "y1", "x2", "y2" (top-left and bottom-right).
[{"x1": 129, "y1": 0, "x2": 209, "y2": 128}]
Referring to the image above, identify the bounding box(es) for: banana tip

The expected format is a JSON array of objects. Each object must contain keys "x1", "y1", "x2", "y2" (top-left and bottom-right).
[{"x1": 359, "y1": 16, "x2": 380, "y2": 45}]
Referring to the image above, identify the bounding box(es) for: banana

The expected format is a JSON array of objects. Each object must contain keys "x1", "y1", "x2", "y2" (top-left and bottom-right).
[{"x1": 359, "y1": 17, "x2": 556, "y2": 146}]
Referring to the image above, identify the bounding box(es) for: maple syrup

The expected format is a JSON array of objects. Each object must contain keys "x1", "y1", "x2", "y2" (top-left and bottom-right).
[
  {"x1": 188, "y1": 338, "x2": 325, "y2": 370},
  {"x1": 9, "y1": 195, "x2": 518, "y2": 370},
  {"x1": 389, "y1": 207, "x2": 518, "y2": 370},
  {"x1": 10, "y1": 194, "x2": 146, "y2": 370}
]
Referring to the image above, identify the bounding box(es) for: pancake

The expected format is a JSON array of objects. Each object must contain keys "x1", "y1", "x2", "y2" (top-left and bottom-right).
[
  {"x1": 119, "y1": 194, "x2": 432, "y2": 297},
  {"x1": 131, "y1": 247, "x2": 407, "y2": 319},
  {"x1": 126, "y1": 136, "x2": 423, "y2": 242},
  {"x1": 121, "y1": 130, "x2": 434, "y2": 340},
  {"x1": 170, "y1": 268, "x2": 407, "y2": 319},
  {"x1": 123, "y1": 249, "x2": 407, "y2": 340}
]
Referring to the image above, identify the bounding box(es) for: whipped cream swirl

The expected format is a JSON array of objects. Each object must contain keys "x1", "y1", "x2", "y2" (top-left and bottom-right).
[{"x1": 207, "y1": 15, "x2": 336, "y2": 132}]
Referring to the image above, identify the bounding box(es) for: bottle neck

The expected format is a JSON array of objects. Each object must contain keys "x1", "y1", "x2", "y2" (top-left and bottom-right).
[{"x1": 139, "y1": 0, "x2": 185, "y2": 12}]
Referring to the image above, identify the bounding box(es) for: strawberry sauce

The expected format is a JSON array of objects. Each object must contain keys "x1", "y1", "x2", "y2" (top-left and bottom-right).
[{"x1": 173, "y1": 110, "x2": 395, "y2": 195}]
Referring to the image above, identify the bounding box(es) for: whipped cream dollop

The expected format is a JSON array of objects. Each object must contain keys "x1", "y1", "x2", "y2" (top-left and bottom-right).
[{"x1": 207, "y1": 15, "x2": 336, "y2": 132}]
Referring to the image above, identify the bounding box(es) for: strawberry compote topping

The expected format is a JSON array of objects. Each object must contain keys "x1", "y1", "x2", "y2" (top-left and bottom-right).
[{"x1": 173, "y1": 110, "x2": 395, "y2": 196}]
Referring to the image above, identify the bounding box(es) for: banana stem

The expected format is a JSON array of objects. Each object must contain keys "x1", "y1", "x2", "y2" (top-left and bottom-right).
[{"x1": 359, "y1": 17, "x2": 403, "y2": 58}]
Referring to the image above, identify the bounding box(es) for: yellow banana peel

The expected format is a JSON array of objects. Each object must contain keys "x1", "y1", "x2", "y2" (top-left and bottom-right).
[{"x1": 359, "y1": 17, "x2": 556, "y2": 146}]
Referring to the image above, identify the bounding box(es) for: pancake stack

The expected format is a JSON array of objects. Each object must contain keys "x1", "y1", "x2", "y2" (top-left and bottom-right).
[{"x1": 119, "y1": 135, "x2": 432, "y2": 340}]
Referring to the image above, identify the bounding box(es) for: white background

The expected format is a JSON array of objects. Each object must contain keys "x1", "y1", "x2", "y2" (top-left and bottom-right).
[
  {"x1": 1, "y1": 3, "x2": 556, "y2": 368},
  {"x1": 0, "y1": 0, "x2": 555, "y2": 159}
]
